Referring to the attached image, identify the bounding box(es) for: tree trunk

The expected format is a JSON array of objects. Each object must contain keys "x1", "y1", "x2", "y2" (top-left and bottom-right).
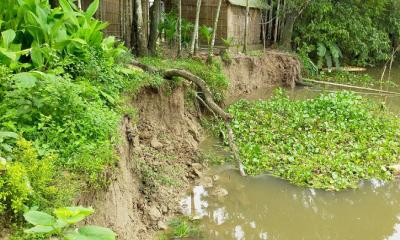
[
  {"x1": 280, "y1": 11, "x2": 295, "y2": 51},
  {"x1": 279, "y1": 0, "x2": 286, "y2": 40},
  {"x1": 243, "y1": 0, "x2": 249, "y2": 53},
  {"x1": 274, "y1": 0, "x2": 280, "y2": 43},
  {"x1": 209, "y1": 0, "x2": 222, "y2": 60},
  {"x1": 267, "y1": 0, "x2": 273, "y2": 43},
  {"x1": 77, "y1": 0, "x2": 82, "y2": 9},
  {"x1": 142, "y1": 0, "x2": 149, "y2": 41},
  {"x1": 148, "y1": 0, "x2": 161, "y2": 55},
  {"x1": 134, "y1": 0, "x2": 148, "y2": 56},
  {"x1": 261, "y1": 8, "x2": 266, "y2": 50},
  {"x1": 190, "y1": 0, "x2": 202, "y2": 57},
  {"x1": 177, "y1": 0, "x2": 182, "y2": 57}
]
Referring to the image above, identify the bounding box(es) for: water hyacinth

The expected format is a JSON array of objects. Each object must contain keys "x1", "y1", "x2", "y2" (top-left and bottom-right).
[{"x1": 228, "y1": 89, "x2": 400, "y2": 190}]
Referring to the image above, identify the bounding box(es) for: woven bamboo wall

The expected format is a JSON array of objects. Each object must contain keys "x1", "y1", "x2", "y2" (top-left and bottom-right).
[
  {"x1": 82, "y1": 0, "x2": 125, "y2": 40},
  {"x1": 179, "y1": 0, "x2": 229, "y2": 45},
  {"x1": 227, "y1": 5, "x2": 261, "y2": 45}
]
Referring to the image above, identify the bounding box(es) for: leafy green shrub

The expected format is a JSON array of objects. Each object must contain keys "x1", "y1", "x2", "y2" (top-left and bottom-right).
[
  {"x1": 0, "y1": 139, "x2": 61, "y2": 218},
  {"x1": 159, "y1": 217, "x2": 201, "y2": 239},
  {"x1": 199, "y1": 25, "x2": 213, "y2": 47},
  {"x1": 227, "y1": 89, "x2": 400, "y2": 190},
  {"x1": 23, "y1": 206, "x2": 116, "y2": 240},
  {"x1": 0, "y1": 0, "x2": 140, "y2": 230},
  {"x1": 295, "y1": 0, "x2": 392, "y2": 66},
  {"x1": 159, "y1": 12, "x2": 178, "y2": 47}
]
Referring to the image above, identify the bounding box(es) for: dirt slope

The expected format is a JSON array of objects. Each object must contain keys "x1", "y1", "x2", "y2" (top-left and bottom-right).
[
  {"x1": 224, "y1": 51, "x2": 300, "y2": 104},
  {"x1": 78, "y1": 53, "x2": 301, "y2": 240}
]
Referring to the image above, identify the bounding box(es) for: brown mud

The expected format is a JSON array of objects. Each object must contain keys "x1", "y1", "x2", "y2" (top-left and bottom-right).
[
  {"x1": 77, "y1": 52, "x2": 301, "y2": 240},
  {"x1": 223, "y1": 51, "x2": 300, "y2": 104}
]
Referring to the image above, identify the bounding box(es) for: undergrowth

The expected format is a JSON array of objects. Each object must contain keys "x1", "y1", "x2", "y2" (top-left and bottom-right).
[
  {"x1": 158, "y1": 217, "x2": 201, "y2": 240},
  {"x1": 226, "y1": 89, "x2": 400, "y2": 190},
  {"x1": 0, "y1": 0, "x2": 164, "y2": 235}
]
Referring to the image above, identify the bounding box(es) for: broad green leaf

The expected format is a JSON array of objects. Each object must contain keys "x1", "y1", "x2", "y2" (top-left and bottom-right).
[
  {"x1": 1, "y1": 29, "x2": 16, "y2": 48},
  {"x1": 24, "y1": 210, "x2": 56, "y2": 226},
  {"x1": 1, "y1": 144, "x2": 12, "y2": 152},
  {"x1": 25, "y1": 225, "x2": 54, "y2": 234},
  {"x1": 31, "y1": 47, "x2": 44, "y2": 67},
  {"x1": 317, "y1": 42, "x2": 326, "y2": 57},
  {"x1": 0, "y1": 48, "x2": 17, "y2": 61},
  {"x1": 59, "y1": 0, "x2": 74, "y2": 13},
  {"x1": 13, "y1": 72, "x2": 37, "y2": 88},
  {"x1": 78, "y1": 226, "x2": 116, "y2": 240},
  {"x1": 85, "y1": 0, "x2": 99, "y2": 19},
  {"x1": 0, "y1": 132, "x2": 18, "y2": 139},
  {"x1": 65, "y1": 226, "x2": 116, "y2": 240},
  {"x1": 54, "y1": 207, "x2": 94, "y2": 224}
]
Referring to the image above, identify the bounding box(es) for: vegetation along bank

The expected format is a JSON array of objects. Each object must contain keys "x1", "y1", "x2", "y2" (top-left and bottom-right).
[{"x1": 1, "y1": 0, "x2": 400, "y2": 239}]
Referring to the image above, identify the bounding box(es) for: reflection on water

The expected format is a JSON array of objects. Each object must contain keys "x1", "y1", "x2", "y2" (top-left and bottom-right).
[{"x1": 182, "y1": 167, "x2": 400, "y2": 240}]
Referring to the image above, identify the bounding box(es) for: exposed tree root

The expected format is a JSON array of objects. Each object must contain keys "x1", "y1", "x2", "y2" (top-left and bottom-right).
[{"x1": 131, "y1": 60, "x2": 246, "y2": 176}]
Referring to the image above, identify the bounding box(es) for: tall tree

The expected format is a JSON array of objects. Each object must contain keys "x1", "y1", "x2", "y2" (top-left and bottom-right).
[
  {"x1": 280, "y1": 0, "x2": 311, "y2": 50},
  {"x1": 190, "y1": 0, "x2": 202, "y2": 57},
  {"x1": 177, "y1": 0, "x2": 182, "y2": 57},
  {"x1": 149, "y1": 0, "x2": 161, "y2": 55},
  {"x1": 243, "y1": 0, "x2": 250, "y2": 53},
  {"x1": 274, "y1": 0, "x2": 280, "y2": 43},
  {"x1": 209, "y1": 0, "x2": 223, "y2": 60},
  {"x1": 267, "y1": 0, "x2": 274, "y2": 44},
  {"x1": 134, "y1": 0, "x2": 148, "y2": 56},
  {"x1": 142, "y1": 0, "x2": 149, "y2": 41}
]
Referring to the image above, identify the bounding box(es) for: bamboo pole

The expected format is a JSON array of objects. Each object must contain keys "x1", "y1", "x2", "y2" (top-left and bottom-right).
[
  {"x1": 267, "y1": 0, "x2": 273, "y2": 43},
  {"x1": 243, "y1": 0, "x2": 250, "y2": 53},
  {"x1": 190, "y1": 0, "x2": 202, "y2": 57},
  {"x1": 274, "y1": 0, "x2": 280, "y2": 43},
  {"x1": 209, "y1": 0, "x2": 223, "y2": 59},
  {"x1": 177, "y1": 0, "x2": 182, "y2": 57},
  {"x1": 302, "y1": 78, "x2": 400, "y2": 96}
]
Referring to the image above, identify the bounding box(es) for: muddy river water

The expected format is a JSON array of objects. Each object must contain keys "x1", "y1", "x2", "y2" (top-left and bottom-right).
[{"x1": 180, "y1": 66, "x2": 400, "y2": 240}]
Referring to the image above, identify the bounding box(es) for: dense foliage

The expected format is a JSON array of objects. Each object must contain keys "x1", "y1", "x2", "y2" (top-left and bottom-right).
[
  {"x1": 228, "y1": 90, "x2": 400, "y2": 190},
  {"x1": 0, "y1": 0, "x2": 144, "y2": 231},
  {"x1": 295, "y1": 0, "x2": 400, "y2": 67}
]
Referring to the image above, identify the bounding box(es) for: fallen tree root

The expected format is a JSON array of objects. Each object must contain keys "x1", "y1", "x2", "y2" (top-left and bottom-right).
[{"x1": 131, "y1": 60, "x2": 246, "y2": 176}]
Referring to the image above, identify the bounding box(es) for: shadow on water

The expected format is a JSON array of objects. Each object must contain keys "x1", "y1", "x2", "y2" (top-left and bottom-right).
[{"x1": 179, "y1": 65, "x2": 400, "y2": 240}]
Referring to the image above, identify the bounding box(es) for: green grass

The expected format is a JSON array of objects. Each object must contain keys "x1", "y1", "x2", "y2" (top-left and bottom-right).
[
  {"x1": 139, "y1": 57, "x2": 229, "y2": 102},
  {"x1": 227, "y1": 89, "x2": 400, "y2": 190},
  {"x1": 158, "y1": 217, "x2": 201, "y2": 240}
]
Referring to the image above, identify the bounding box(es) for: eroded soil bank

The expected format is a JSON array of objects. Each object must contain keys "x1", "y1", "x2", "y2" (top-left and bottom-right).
[{"x1": 78, "y1": 52, "x2": 301, "y2": 240}]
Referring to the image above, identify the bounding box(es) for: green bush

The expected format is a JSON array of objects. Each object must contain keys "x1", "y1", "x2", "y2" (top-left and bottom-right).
[
  {"x1": 295, "y1": 0, "x2": 393, "y2": 67},
  {"x1": 0, "y1": 139, "x2": 60, "y2": 218},
  {"x1": 227, "y1": 89, "x2": 400, "y2": 190},
  {"x1": 0, "y1": 0, "x2": 141, "y2": 230}
]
